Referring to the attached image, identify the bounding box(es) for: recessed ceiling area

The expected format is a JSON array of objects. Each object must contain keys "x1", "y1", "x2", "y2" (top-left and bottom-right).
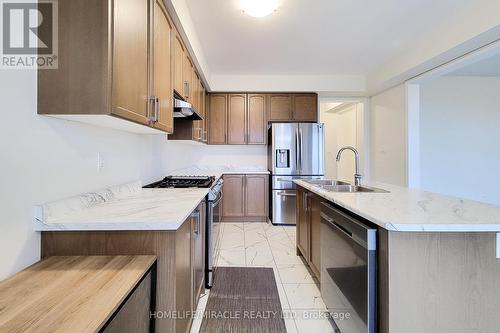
[
  {"x1": 446, "y1": 53, "x2": 500, "y2": 76},
  {"x1": 184, "y1": 0, "x2": 476, "y2": 77}
]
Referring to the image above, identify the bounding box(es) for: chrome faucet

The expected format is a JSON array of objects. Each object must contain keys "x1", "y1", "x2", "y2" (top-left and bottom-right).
[{"x1": 336, "y1": 146, "x2": 362, "y2": 186}]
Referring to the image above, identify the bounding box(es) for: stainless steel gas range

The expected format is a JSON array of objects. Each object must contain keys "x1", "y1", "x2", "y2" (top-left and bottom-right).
[{"x1": 144, "y1": 175, "x2": 223, "y2": 289}]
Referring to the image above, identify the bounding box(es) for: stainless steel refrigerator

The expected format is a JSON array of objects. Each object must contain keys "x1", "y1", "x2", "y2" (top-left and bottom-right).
[{"x1": 268, "y1": 123, "x2": 324, "y2": 225}]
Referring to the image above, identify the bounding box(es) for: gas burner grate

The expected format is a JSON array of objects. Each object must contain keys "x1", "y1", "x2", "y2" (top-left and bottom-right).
[{"x1": 143, "y1": 176, "x2": 215, "y2": 188}]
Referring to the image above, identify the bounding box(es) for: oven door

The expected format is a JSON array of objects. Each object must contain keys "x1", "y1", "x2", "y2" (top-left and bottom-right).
[
  {"x1": 206, "y1": 190, "x2": 223, "y2": 288},
  {"x1": 320, "y1": 203, "x2": 376, "y2": 333}
]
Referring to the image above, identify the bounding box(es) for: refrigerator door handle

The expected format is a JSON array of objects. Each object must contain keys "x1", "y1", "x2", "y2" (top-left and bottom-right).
[
  {"x1": 299, "y1": 127, "x2": 303, "y2": 173},
  {"x1": 295, "y1": 128, "x2": 298, "y2": 171}
]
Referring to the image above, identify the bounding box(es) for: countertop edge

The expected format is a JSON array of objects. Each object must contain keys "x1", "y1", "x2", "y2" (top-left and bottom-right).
[{"x1": 294, "y1": 180, "x2": 500, "y2": 233}]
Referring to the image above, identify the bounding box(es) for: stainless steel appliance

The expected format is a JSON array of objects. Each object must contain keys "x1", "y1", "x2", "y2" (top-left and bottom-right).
[
  {"x1": 268, "y1": 123, "x2": 324, "y2": 225},
  {"x1": 320, "y1": 202, "x2": 377, "y2": 333},
  {"x1": 174, "y1": 98, "x2": 202, "y2": 120},
  {"x1": 143, "y1": 175, "x2": 222, "y2": 289},
  {"x1": 143, "y1": 175, "x2": 214, "y2": 188},
  {"x1": 206, "y1": 177, "x2": 223, "y2": 288}
]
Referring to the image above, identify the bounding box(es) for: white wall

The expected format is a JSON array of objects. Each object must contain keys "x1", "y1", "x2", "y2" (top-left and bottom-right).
[
  {"x1": 419, "y1": 76, "x2": 500, "y2": 205},
  {"x1": 368, "y1": 0, "x2": 500, "y2": 94},
  {"x1": 321, "y1": 104, "x2": 358, "y2": 181},
  {"x1": 369, "y1": 84, "x2": 408, "y2": 186},
  {"x1": 0, "y1": 70, "x2": 267, "y2": 280}
]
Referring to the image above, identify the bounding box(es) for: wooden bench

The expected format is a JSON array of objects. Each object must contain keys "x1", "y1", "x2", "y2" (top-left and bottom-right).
[{"x1": 0, "y1": 255, "x2": 157, "y2": 333}]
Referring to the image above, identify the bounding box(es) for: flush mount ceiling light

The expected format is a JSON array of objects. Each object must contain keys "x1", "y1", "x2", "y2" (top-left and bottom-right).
[{"x1": 241, "y1": 0, "x2": 280, "y2": 18}]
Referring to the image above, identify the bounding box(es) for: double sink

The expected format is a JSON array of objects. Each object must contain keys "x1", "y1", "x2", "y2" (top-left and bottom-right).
[{"x1": 303, "y1": 179, "x2": 389, "y2": 193}]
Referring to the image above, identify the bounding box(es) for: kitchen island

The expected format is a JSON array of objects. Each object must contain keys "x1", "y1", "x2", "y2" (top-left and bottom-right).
[{"x1": 295, "y1": 179, "x2": 500, "y2": 333}]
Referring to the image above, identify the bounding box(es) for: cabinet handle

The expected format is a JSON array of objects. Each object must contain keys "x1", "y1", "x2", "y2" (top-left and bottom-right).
[
  {"x1": 203, "y1": 130, "x2": 207, "y2": 142},
  {"x1": 154, "y1": 97, "x2": 159, "y2": 122},
  {"x1": 184, "y1": 81, "x2": 189, "y2": 99},
  {"x1": 148, "y1": 96, "x2": 159, "y2": 123},
  {"x1": 192, "y1": 211, "x2": 200, "y2": 235}
]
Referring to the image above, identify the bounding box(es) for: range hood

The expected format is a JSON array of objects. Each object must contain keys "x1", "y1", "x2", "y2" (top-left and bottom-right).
[{"x1": 174, "y1": 98, "x2": 202, "y2": 120}]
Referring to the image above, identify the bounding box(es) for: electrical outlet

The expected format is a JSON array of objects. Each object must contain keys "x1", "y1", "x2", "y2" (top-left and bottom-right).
[{"x1": 97, "y1": 152, "x2": 105, "y2": 171}]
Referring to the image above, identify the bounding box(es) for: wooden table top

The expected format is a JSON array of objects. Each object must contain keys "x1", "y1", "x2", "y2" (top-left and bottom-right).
[{"x1": 0, "y1": 255, "x2": 156, "y2": 333}]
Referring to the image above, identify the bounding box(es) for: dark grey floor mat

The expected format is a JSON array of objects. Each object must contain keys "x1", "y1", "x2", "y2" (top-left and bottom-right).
[{"x1": 200, "y1": 267, "x2": 287, "y2": 333}]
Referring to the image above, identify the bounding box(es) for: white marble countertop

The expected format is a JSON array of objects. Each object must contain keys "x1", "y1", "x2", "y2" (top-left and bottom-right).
[
  {"x1": 34, "y1": 182, "x2": 209, "y2": 231},
  {"x1": 294, "y1": 179, "x2": 500, "y2": 232},
  {"x1": 33, "y1": 166, "x2": 269, "y2": 232}
]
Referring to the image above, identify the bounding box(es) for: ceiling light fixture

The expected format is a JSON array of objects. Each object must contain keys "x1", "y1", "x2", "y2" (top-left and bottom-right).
[{"x1": 241, "y1": 0, "x2": 279, "y2": 18}]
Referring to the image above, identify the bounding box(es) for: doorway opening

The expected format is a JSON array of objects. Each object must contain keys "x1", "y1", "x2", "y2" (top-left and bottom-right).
[{"x1": 319, "y1": 98, "x2": 369, "y2": 182}]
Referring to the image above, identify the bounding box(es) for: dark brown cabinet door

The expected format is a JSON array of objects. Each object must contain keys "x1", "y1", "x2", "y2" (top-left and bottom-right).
[
  {"x1": 309, "y1": 197, "x2": 321, "y2": 278},
  {"x1": 227, "y1": 94, "x2": 247, "y2": 144},
  {"x1": 293, "y1": 94, "x2": 318, "y2": 122},
  {"x1": 208, "y1": 94, "x2": 227, "y2": 144},
  {"x1": 245, "y1": 175, "x2": 268, "y2": 217},
  {"x1": 173, "y1": 32, "x2": 184, "y2": 98},
  {"x1": 247, "y1": 94, "x2": 267, "y2": 145},
  {"x1": 268, "y1": 94, "x2": 292, "y2": 121},
  {"x1": 152, "y1": 0, "x2": 173, "y2": 133},
  {"x1": 296, "y1": 188, "x2": 310, "y2": 260},
  {"x1": 192, "y1": 74, "x2": 202, "y2": 141},
  {"x1": 112, "y1": 0, "x2": 150, "y2": 125},
  {"x1": 175, "y1": 217, "x2": 192, "y2": 333},
  {"x1": 222, "y1": 175, "x2": 245, "y2": 218}
]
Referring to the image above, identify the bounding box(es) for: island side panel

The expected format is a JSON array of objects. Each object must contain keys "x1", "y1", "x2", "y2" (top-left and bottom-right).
[
  {"x1": 41, "y1": 231, "x2": 178, "y2": 333},
  {"x1": 383, "y1": 230, "x2": 500, "y2": 333}
]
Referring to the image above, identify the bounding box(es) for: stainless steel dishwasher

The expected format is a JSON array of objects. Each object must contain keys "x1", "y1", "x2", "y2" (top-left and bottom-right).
[{"x1": 320, "y1": 202, "x2": 377, "y2": 333}]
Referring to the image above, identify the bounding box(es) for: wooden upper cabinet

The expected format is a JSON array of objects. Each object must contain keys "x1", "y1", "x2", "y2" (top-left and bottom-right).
[
  {"x1": 111, "y1": 0, "x2": 150, "y2": 125},
  {"x1": 227, "y1": 94, "x2": 247, "y2": 145},
  {"x1": 38, "y1": 0, "x2": 179, "y2": 134},
  {"x1": 268, "y1": 94, "x2": 292, "y2": 121},
  {"x1": 247, "y1": 94, "x2": 267, "y2": 145},
  {"x1": 222, "y1": 175, "x2": 245, "y2": 218},
  {"x1": 152, "y1": 0, "x2": 173, "y2": 133},
  {"x1": 208, "y1": 94, "x2": 227, "y2": 144},
  {"x1": 245, "y1": 175, "x2": 268, "y2": 217},
  {"x1": 293, "y1": 94, "x2": 318, "y2": 122},
  {"x1": 173, "y1": 32, "x2": 185, "y2": 97}
]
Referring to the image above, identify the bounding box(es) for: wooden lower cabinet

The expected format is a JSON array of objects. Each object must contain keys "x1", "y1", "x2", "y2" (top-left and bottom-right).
[
  {"x1": 41, "y1": 201, "x2": 206, "y2": 333},
  {"x1": 222, "y1": 174, "x2": 269, "y2": 222},
  {"x1": 222, "y1": 175, "x2": 245, "y2": 218},
  {"x1": 104, "y1": 271, "x2": 153, "y2": 333},
  {"x1": 296, "y1": 186, "x2": 321, "y2": 278}
]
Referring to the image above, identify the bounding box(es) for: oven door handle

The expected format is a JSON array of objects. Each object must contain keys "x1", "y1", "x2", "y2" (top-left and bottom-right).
[
  {"x1": 277, "y1": 192, "x2": 297, "y2": 197},
  {"x1": 213, "y1": 191, "x2": 224, "y2": 206}
]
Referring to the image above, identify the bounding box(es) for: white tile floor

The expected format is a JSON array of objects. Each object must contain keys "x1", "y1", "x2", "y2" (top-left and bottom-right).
[{"x1": 190, "y1": 222, "x2": 336, "y2": 333}]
